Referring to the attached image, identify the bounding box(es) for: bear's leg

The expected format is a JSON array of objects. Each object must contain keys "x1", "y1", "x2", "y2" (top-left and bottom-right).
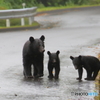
[
  {"x1": 38, "y1": 62, "x2": 44, "y2": 77},
  {"x1": 77, "y1": 68, "x2": 83, "y2": 81},
  {"x1": 33, "y1": 66, "x2": 38, "y2": 77},
  {"x1": 34, "y1": 62, "x2": 44, "y2": 77},
  {"x1": 48, "y1": 66, "x2": 53, "y2": 79},
  {"x1": 23, "y1": 63, "x2": 32, "y2": 78},
  {"x1": 55, "y1": 67, "x2": 60, "y2": 79},
  {"x1": 85, "y1": 70, "x2": 92, "y2": 80},
  {"x1": 92, "y1": 70, "x2": 99, "y2": 80}
]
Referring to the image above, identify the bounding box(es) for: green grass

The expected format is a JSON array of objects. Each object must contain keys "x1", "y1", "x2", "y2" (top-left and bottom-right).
[
  {"x1": 0, "y1": 18, "x2": 39, "y2": 27},
  {"x1": 0, "y1": 21, "x2": 39, "y2": 29},
  {"x1": 0, "y1": 17, "x2": 39, "y2": 29},
  {"x1": 37, "y1": 4, "x2": 100, "y2": 12}
]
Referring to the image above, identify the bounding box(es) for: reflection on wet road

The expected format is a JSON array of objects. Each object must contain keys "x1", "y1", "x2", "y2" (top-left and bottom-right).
[{"x1": 0, "y1": 6, "x2": 100, "y2": 100}]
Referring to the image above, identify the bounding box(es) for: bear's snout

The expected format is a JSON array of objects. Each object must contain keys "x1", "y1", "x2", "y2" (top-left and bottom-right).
[
  {"x1": 42, "y1": 49, "x2": 45, "y2": 52},
  {"x1": 75, "y1": 66, "x2": 78, "y2": 69},
  {"x1": 39, "y1": 47, "x2": 45, "y2": 53},
  {"x1": 41, "y1": 49, "x2": 45, "y2": 53}
]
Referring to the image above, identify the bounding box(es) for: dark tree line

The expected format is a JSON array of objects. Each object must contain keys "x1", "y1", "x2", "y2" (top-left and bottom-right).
[{"x1": 0, "y1": 0, "x2": 100, "y2": 9}]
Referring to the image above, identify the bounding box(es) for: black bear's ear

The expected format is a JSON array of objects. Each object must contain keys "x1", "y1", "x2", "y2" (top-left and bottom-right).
[
  {"x1": 40, "y1": 35, "x2": 45, "y2": 41},
  {"x1": 78, "y1": 55, "x2": 82, "y2": 59},
  {"x1": 29, "y1": 37, "x2": 34, "y2": 43},
  {"x1": 56, "y1": 50, "x2": 60, "y2": 55},
  {"x1": 47, "y1": 51, "x2": 51, "y2": 55},
  {"x1": 70, "y1": 56, "x2": 74, "y2": 60}
]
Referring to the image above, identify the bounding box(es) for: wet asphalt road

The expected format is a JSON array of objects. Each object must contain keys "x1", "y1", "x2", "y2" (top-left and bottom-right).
[{"x1": 0, "y1": 6, "x2": 100, "y2": 100}]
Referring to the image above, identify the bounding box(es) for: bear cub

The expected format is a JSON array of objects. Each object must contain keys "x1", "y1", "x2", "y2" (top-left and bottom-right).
[
  {"x1": 47, "y1": 51, "x2": 60, "y2": 79},
  {"x1": 70, "y1": 55, "x2": 100, "y2": 81}
]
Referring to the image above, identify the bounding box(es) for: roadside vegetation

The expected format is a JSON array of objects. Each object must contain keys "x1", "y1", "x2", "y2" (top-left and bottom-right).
[
  {"x1": 0, "y1": 0, "x2": 100, "y2": 28},
  {"x1": 95, "y1": 54, "x2": 100, "y2": 100},
  {"x1": 95, "y1": 71, "x2": 100, "y2": 100},
  {"x1": 1, "y1": 0, "x2": 100, "y2": 9},
  {"x1": 0, "y1": 18, "x2": 39, "y2": 29}
]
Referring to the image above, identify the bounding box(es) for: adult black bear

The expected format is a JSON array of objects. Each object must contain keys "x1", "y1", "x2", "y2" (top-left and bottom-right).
[
  {"x1": 70, "y1": 55, "x2": 100, "y2": 81},
  {"x1": 22, "y1": 35, "x2": 45, "y2": 78},
  {"x1": 47, "y1": 51, "x2": 60, "y2": 79}
]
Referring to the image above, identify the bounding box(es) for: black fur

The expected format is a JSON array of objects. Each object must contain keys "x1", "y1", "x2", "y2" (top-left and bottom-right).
[
  {"x1": 47, "y1": 51, "x2": 60, "y2": 79},
  {"x1": 22, "y1": 35, "x2": 45, "y2": 78},
  {"x1": 70, "y1": 55, "x2": 100, "y2": 81}
]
